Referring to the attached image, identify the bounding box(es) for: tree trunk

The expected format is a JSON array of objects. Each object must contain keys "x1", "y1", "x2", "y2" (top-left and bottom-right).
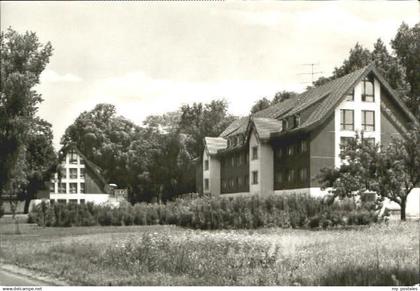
[
  {"x1": 10, "y1": 200, "x2": 21, "y2": 234},
  {"x1": 24, "y1": 198, "x2": 31, "y2": 214},
  {"x1": 400, "y1": 198, "x2": 407, "y2": 221}
]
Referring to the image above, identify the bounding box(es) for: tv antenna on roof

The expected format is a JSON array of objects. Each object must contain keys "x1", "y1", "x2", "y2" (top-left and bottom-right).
[{"x1": 297, "y1": 63, "x2": 323, "y2": 85}]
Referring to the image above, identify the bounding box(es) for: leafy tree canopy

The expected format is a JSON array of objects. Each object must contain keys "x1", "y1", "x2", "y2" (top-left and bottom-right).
[{"x1": 318, "y1": 128, "x2": 420, "y2": 221}]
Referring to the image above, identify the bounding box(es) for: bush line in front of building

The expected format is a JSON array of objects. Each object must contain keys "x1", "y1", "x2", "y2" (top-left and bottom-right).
[{"x1": 28, "y1": 194, "x2": 384, "y2": 229}]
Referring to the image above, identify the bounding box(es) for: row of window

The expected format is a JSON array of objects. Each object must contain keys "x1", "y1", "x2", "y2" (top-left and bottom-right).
[
  {"x1": 218, "y1": 167, "x2": 309, "y2": 190},
  {"x1": 51, "y1": 182, "x2": 86, "y2": 194},
  {"x1": 217, "y1": 141, "x2": 308, "y2": 171},
  {"x1": 340, "y1": 110, "x2": 375, "y2": 131},
  {"x1": 220, "y1": 152, "x2": 250, "y2": 169},
  {"x1": 227, "y1": 134, "x2": 245, "y2": 148},
  {"x1": 220, "y1": 174, "x2": 251, "y2": 190},
  {"x1": 67, "y1": 150, "x2": 85, "y2": 165},
  {"x1": 275, "y1": 140, "x2": 308, "y2": 158},
  {"x1": 59, "y1": 168, "x2": 85, "y2": 179},
  {"x1": 344, "y1": 78, "x2": 375, "y2": 102},
  {"x1": 275, "y1": 168, "x2": 308, "y2": 184},
  {"x1": 340, "y1": 137, "x2": 375, "y2": 151},
  {"x1": 281, "y1": 115, "x2": 301, "y2": 132}
]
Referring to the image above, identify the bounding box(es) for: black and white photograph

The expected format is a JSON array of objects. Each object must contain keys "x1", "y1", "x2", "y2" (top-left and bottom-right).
[{"x1": 0, "y1": 0, "x2": 419, "y2": 288}]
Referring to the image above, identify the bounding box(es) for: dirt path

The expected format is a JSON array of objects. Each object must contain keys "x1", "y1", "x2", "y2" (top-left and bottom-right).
[{"x1": 0, "y1": 263, "x2": 67, "y2": 286}]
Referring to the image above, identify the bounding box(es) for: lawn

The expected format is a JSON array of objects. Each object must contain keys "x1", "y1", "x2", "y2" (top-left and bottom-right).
[{"x1": 0, "y1": 220, "x2": 418, "y2": 286}]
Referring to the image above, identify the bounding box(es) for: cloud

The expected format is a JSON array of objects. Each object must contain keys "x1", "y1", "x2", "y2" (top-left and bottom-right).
[
  {"x1": 40, "y1": 69, "x2": 82, "y2": 83},
  {"x1": 78, "y1": 71, "x2": 305, "y2": 126}
]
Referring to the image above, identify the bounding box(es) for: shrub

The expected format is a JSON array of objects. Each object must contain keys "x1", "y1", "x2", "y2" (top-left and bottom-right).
[{"x1": 28, "y1": 193, "x2": 380, "y2": 229}]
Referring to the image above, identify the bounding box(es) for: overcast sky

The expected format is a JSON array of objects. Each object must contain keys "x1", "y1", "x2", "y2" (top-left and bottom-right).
[{"x1": 1, "y1": 1, "x2": 419, "y2": 149}]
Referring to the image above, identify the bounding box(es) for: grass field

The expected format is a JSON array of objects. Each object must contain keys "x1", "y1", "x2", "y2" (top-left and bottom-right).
[{"x1": 0, "y1": 219, "x2": 418, "y2": 286}]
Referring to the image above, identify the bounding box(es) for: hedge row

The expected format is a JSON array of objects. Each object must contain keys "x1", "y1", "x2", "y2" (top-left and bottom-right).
[{"x1": 28, "y1": 194, "x2": 382, "y2": 229}]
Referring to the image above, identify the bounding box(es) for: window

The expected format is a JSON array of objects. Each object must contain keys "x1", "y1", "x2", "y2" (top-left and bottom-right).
[
  {"x1": 363, "y1": 137, "x2": 375, "y2": 147},
  {"x1": 345, "y1": 89, "x2": 354, "y2": 101},
  {"x1": 232, "y1": 137, "x2": 237, "y2": 147},
  {"x1": 340, "y1": 137, "x2": 354, "y2": 153},
  {"x1": 79, "y1": 158, "x2": 85, "y2": 165},
  {"x1": 294, "y1": 115, "x2": 301, "y2": 128},
  {"x1": 69, "y1": 183, "x2": 78, "y2": 194},
  {"x1": 287, "y1": 145, "x2": 294, "y2": 156},
  {"x1": 229, "y1": 178, "x2": 235, "y2": 188},
  {"x1": 276, "y1": 171, "x2": 283, "y2": 184},
  {"x1": 222, "y1": 179, "x2": 227, "y2": 190},
  {"x1": 80, "y1": 168, "x2": 85, "y2": 178},
  {"x1": 49, "y1": 183, "x2": 55, "y2": 193},
  {"x1": 277, "y1": 148, "x2": 283, "y2": 159},
  {"x1": 237, "y1": 154, "x2": 241, "y2": 166},
  {"x1": 287, "y1": 169, "x2": 295, "y2": 182},
  {"x1": 299, "y1": 168, "x2": 308, "y2": 181},
  {"x1": 204, "y1": 160, "x2": 209, "y2": 171},
  {"x1": 301, "y1": 140, "x2": 308, "y2": 152},
  {"x1": 80, "y1": 183, "x2": 86, "y2": 194},
  {"x1": 252, "y1": 146, "x2": 258, "y2": 160},
  {"x1": 236, "y1": 176, "x2": 240, "y2": 187},
  {"x1": 69, "y1": 150, "x2": 78, "y2": 164},
  {"x1": 282, "y1": 119, "x2": 288, "y2": 131},
  {"x1": 244, "y1": 175, "x2": 249, "y2": 186},
  {"x1": 295, "y1": 143, "x2": 301, "y2": 154},
  {"x1": 204, "y1": 179, "x2": 209, "y2": 190},
  {"x1": 58, "y1": 199, "x2": 67, "y2": 205},
  {"x1": 58, "y1": 183, "x2": 66, "y2": 194},
  {"x1": 69, "y1": 199, "x2": 78, "y2": 204},
  {"x1": 80, "y1": 199, "x2": 86, "y2": 204},
  {"x1": 237, "y1": 176, "x2": 242, "y2": 187},
  {"x1": 362, "y1": 110, "x2": 375, "y2": 131},
  {"x1": 252, "y1": 171, "x2": 258, "y2": 185},
  {"x1": 340, "y1": 109, "x2": 354, "y2": 131},
  {"x1": 50, "y1": 199, "x2": 55, "y2": 204},
  {"x1": 60, "y1": 168, "x2": 67, "y2": 179},
  {"x1": 362, "y1": 78, "x2": 374, "y2": 102},
  {"x1": 69, "y1": 168, "x2": 77, "y2": 179}
]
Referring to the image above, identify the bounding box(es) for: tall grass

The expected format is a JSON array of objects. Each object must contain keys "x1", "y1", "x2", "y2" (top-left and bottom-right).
[
  {"x1": 29, "y1": 194, "x2": 382, "y2": 229},
  {"x1": 4, "y1": 223, "x2": 418, "y2": 286}
]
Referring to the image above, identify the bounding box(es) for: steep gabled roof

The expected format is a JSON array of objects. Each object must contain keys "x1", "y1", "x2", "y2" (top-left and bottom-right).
[
  {"x1": 204, "y1": 137, "x2": 227, "y2": 155},
  {"x1": 219, "y1": 116, "x2": 249, "y2": 137},
  {"x1": 250, "y1": 117, "x2": 283, "y2": 141},
  {"x1": 219, "y1": 64, "x2": 418, "y2": 142},
  {"x1": 59, "y1": 144, "x2": 109, "y2": 191}
]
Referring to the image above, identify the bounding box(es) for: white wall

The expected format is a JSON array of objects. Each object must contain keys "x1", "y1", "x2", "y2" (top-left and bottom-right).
[
  {"x1": 202, "y1": 150, "x2": 211, "y2": 194},
  {"x1": 334, "y1": 78, "x2": 381, "y2": 167},
  {"x1": 249, "y1": 130, "x2": 260, "y2": 194},
  {"x1": 259, "y1": 142, "x2": 274, "y2": 197},
  {"x1": 249, "y1": 129, "x2": 274, "y2": 197},
  {"x1": 49, "y1": 193, "x2": 110, "y2": 204}
]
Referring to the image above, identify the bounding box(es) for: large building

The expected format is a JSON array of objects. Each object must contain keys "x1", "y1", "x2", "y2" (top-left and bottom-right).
[
  {"x1": 198, "y1": 64, "x2": 419, "y2": 216},
  {"x1": 41, "y1": 145, "x2": 112, "y2": 204}
]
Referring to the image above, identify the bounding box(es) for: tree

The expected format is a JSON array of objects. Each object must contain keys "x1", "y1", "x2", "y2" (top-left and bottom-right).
[
  {"x1": 391, "y1": 22, "x2": 420, "y2": 120},
  {"x1": 251, "y1": 91, "x2": 298, "y2": 113},
  {"x1": 179, "y1": 100, "x2": 235, "y2": 159},
  {"x1": 318, "y1": 128, "x2": 420, "y2": 221},
  {"x1": 250, "y1": 97, "x2": 271, "y2": 114},
  {"x1": 272, "y1": 91, "x2": 298, "y2": 104},
  {"x1": 0, "y1": 28, "x2": 53, "y2": 221},
  {"x1": 22, "y1": 118, "x2": 58, "y2": 213},
  {"x1": 313, "y1": 22, "x2": 420, "y2": 119},
  {"x1": 61, "y1": 103, "x2": 147, "y2": 201}
]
